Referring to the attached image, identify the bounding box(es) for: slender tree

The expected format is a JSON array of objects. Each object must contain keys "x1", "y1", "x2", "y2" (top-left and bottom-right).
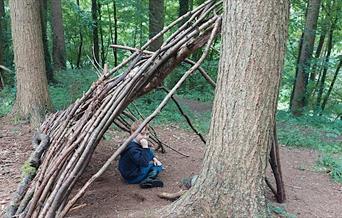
[
  {"x1": 76, "y1": 0, "x2": 83, "y2": 69},
  {"x1": 290, "y1": 0, "x2": 321, "y2": 116},
  {"x1": 51, "y1": 0, "x2": 66, "y2": 70},
  {"x1": 149, "y1": 0, "x2": 164, "y2": 51},
  {"x1": 179, "y1": 0, "x2": 189, "y2": 26},
  {"x1": 0, "y1": 0, "x2": 5, "y2": 89},
  {"x1": 108, "y1": 0, "x2": 118, "y2": 66},
  {"x1": 98, "y1": 2, "x2": 106, "y2": 66},
  {"x1": 309, "y1": 33, "x2": 326, "y2": 82},
  {"x1": 321, "y1": 56, "x2": 342, "y2": 113},
  {"x1": 9, "y1": 0, "x2": 52, "y2": 125},
  {"x1": 40, "y1": 0, "x2": 54, "y2": 82},
  {"x1": 164, "y1": 0, "x2": 289, "y2": 217},
  {"x1": 91, "y1": 0, "x2": 100, "y2": 67},
  {"x1": 316, "y1": 25, "x2": 334, "y2": 113}
]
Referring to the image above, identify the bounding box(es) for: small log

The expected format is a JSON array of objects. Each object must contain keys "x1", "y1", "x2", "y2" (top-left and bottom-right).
[
  {"x1": 6, "y1": 132, "x2": 50, "y2": 218},
  {"x1": 157, "y1": 190, "x2": 187, "y2": 201}
]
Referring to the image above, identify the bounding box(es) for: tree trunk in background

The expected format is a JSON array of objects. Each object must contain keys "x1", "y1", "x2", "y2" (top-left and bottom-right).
[
  {"x1": 0, "y1": 0, "x2": 5, "y2": 89},
  {"x1": 290, "y1": 0, "x2": 321, "y2": 116},
  {"x1": 51, "y1": 0, "x2": 66, "y2": 70},
  {"x1": 189, "y1": 0, "x2": 193, "y2": 11},
  {"x1": 108, "y1": 0, "x2": 118, "y2": 66},
  {"x1": 179, "y1": 0, "x2": 189, "y2": 26},
  {"x1": 9, "y1": 0, "x2": 52, "y2": 126},
  {"x1": 98, "y1": 2, "x2": 105, "y2": 67},
  {"x1": 76, "y1": 0, "x2": 83, "y2": 69},
  {"x1": 113, "y1": 0, "x2": 118, "y2": 66},
  {"x1": 309, "y1": 32, "x2": 325, "y2": 81},
  {"x1": 321, "y1": 57, "x2": 341, "y2": 113},
  {"x1": 91, "y1": 0, "x2": 100, "y2": 67},
  {"x1": 149, "y1": 0, "x2": 164, "y2": 51},
  {"x1": 40, "y1": 0, "x2": 54, "y2": 82},
  {"x1": 289, "y1": 32, "x2": 304, "y2": 109},
  {"x1": 164, "y1": 0, "x2": 289, "y2": 217},
  {"x1": 316, "y1": 26, "x2": 334, "y2": 114}
]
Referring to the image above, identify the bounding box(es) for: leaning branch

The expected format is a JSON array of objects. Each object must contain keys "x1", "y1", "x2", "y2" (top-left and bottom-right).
[{"x1": 60, "y1": 16, "x2": 222, "y2": 217}]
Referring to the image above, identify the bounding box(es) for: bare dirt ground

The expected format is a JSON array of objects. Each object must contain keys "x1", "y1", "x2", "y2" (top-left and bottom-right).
[{"x1": 1, "y1": 115, "x2": 342, "y2": 218}]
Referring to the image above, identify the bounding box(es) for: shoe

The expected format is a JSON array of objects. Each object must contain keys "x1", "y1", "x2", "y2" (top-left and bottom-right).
[
  {"x1": 151, "y1": 178, "x2": 164, "y2": 188},
  {"x1": 139, "y1": 178, "x2": 164, "y2": 189},
  {"x1": 140, "y1": 180, "x2": 153, "y2": 189}
]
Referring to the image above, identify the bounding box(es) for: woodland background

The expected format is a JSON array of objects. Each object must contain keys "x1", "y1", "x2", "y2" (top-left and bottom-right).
[{"x1": 0, "y1": 0, "x2": 341, "y2": 216}]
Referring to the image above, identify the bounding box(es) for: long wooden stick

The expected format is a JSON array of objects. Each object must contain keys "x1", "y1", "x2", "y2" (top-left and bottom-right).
[{"x1": 59, "y1": 16, "x2": 221, "y2": 218}]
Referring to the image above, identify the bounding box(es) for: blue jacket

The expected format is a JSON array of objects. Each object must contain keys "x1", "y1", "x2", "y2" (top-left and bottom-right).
[{"x1": 118, "y1": 141, "x2": 154, "y2": 181}]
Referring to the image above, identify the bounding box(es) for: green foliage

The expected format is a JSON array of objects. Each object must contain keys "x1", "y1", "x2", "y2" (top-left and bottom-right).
[
  {"x1": 49, "y1": 69, "x2": 98, "y2": 110},
  {"x1": 129, "y1": 90, "x2": 211, "y2": 134},
  {"x1": 277, "y1": 110, "x2": 342, "y2": 153},
  {"x1": 0, "y1": 86, "x2": 15, "y2": 117},
  {"x1": 318, "y1": 155, "x2": 342, "y2": 183},
  {"x1": 21, "y1": 161, "x2": 36, "y2": 177},
  {"x1": 267, "y1": 203, "x2": 296, "y2": 218}
]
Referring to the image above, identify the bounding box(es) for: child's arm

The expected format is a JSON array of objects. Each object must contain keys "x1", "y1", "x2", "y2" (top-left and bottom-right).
[{"x1": 128, "y1": 145, "x2": 154, "y2": 167}]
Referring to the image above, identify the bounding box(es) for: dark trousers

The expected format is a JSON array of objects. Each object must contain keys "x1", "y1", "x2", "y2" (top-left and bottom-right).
[{"x1": 126, "y1": 163, "x2": 163, "y2": 184}]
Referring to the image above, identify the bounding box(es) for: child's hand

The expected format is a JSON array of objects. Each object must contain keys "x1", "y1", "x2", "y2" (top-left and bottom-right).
[
  {"x1": 153, "y1": 158, "x2": 162, "y2": 166},
  {"x1": 140, "y1": 138, "x2": 149, "y2": 148}
]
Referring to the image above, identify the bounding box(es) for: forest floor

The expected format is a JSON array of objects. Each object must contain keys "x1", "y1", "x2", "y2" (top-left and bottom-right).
[{"x1": 0, "y1": 100, "x2": 342, "y2": 218}]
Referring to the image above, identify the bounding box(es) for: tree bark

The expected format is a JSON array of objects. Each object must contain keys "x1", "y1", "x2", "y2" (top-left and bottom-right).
[
  {"x1": 164, "y1": 0, "x2": 289, "y2": 217},
  {"x1": 108, "y1": 0, "x2": 118, "y2": 66},
  {"x1": 309, "y1": 32, "x2": 325, "y2": 81},
  {"x1": 51, "y1": 0, "x2": 66, "y2": 70},
  {"x1": 269, "y1": 125, "x2": 286, "y2": 203},
  {"x1": 113, "y1": 0, "x2": 118, "y2": 66},
  {"x1": 320, "y1": 56, "x2": 341, "y2": 113},
  {"x1": 98, "y1": 2, "x2": 105, "y2": 67},
  {"x1": 179, "y1": 0, "x2": 189, "y2": 26},
  {"x1": 289, "y1": 32, "x2": 304, "y2": 110},
  {"x1": 290, "y1": 0, "x2": 321, "y2": 116},
  {"x1": 9, "y1": 0, "x2": 52, "y2": 126},
  {"x1": 149, "y1": 0, "x2": 164, "y2": 51},
  {"x1": 76, "y1": 0, "x2": 83, "y2": 69},
  {"x1": 316, "y1": 26, "x2": 334, "y2": 114},
  {"x1": 40, "y1": 0, "x2": 54, "y2": 82},
  {"x1": 91, "y1": 0, "x2": 100, "y2": 67},
  {"x1": 0, "y1": 0, "x2": 5, "y2": 89}
]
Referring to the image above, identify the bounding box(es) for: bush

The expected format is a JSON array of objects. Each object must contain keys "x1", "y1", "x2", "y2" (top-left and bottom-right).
[
  {"x1": 318, "y1": 155, "x2": 342, "y2": 183},
  {"x1": 0, "y1": 87, "x2": 15, "y2": 117}
]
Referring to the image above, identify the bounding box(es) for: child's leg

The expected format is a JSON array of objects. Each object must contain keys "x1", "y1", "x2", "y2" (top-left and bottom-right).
[
  {"x1": 139, "y1": 165, "x2": 164, "y2": 188},
  {"x1": 126, "y1": 163, "x2": 154, "y2": 184}
]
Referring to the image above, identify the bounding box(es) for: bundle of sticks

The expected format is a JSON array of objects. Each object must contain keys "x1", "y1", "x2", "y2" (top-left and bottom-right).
[{"x1": 6, "y1": 1, "x2": 223, "y2": 217}]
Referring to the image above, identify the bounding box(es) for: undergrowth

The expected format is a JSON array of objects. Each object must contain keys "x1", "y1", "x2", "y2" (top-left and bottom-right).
[
  {"x1": 267, "y1": 202, "x2": 296, "y2": 218},
  {"x1": 1, "y1": 69, "x2": 341, "y2": 183}
]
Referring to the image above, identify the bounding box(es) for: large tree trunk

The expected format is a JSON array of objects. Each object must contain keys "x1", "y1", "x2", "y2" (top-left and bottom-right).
[
  {"x1": 0, "y1": 0, "x2": 5, "y2": 89},
  {"x1": 164, "y1": 0, "x2": 289, "y2": 217},
  {"x1": 149, "y1": 0, "x2": 164, "y2": 51},
  {"x1": 51, "y1": 0, "x2": 66, "y2": 70},
  {"x1": 9, "y1": 0, "x2": 52, "y2": 125},
  {"x1": 290, "y1": 0, "x2": 321, "y2": 116},
  {"x1": 91, "y1": 0, "x2": 100, "y2": 67},
  {"x1": 40, "y1": 0, "x2": 54, "y2": 82}
]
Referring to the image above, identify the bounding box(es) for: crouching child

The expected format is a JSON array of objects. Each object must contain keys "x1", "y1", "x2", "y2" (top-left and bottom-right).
[{"x1": 118, "y1": 121, "x2": 164, "y2": 188}]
